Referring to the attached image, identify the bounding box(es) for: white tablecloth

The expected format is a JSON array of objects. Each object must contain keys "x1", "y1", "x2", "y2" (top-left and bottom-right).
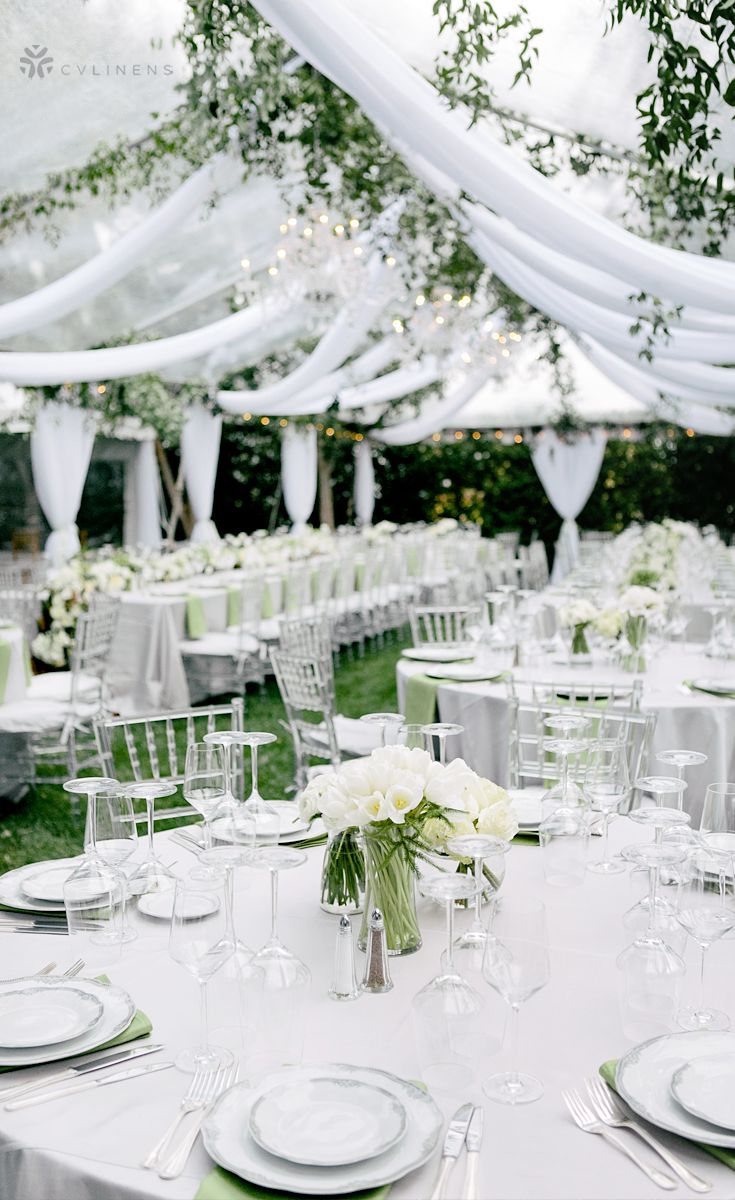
[
  {"x1": 1, "y1": 820, "x2": 734, "y2": 1200},
  {"x1": 397, "y1": 646, "x2": 735, "y2": 824}
]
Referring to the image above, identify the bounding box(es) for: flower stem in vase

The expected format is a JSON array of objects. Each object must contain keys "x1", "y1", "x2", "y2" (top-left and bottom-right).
[{"x1": 359, "y1": 824, "x2": 422, "y2": 956}]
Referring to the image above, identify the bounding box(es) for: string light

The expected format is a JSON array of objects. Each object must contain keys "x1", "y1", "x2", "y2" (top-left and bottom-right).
[
  {"x1": 316, "y1": 422, "x2": 324, "y2": 431},
  {"x1": 514, "y1": 433, "x2": 523, "y2": 443},
  {"x1": 240, "y1": 257, "x2": 250, "y2": 270},
  {"x1": 509, "y1": 331, "x2": 521, "y2": 342},
  {"x1": 242, "y1": 412, "x2": 252, "y2": 421},
  {"x1": 483, "y1": 320, "x2": 494, "y2": 332},
  {"x1": 276, "y1": 247, "x2": 287, "y2": 260},
  {"x1": 472, "y1": 431, "x2": 481, "y2": 440},
  {"x1": 501, "y1": 348, "x2": 510, "y2": 358},
  {"x1": 353, "y1": 245, "x2": 364, "y2": 257},
  {"x1": 443, "y1": 292, "x2": 453, "y2": 302},
  {"x1": 334, "y1": 223, "x2": 345, "y2": 235},
  {"x1": 96, "y1": 384, "x2": 106, "y2": 394},
  {"x1": 267, "y1": 265, "x2": 279, "y2": 276},
  {"x1": 325, "y1": 427, "x2": 335, "y2": 437},
  {"x1": 498, "y1": 334, "x2": 507, "y2": 344},
  {"x1": 454, "y1": 430, "x2": 464, "y2": 440},
  {"x1": 349, "y1": 218, "x2": 360, "y2": 229},
  {"x1": 279, "y1": 223, "x2": 288, "y2": 234},
  {"x1": 686, "y1": 427, "x2": 695, "y2": 437},
  {"x1": 458, "y1": 295, "x2": 471, "y2": 308},
  {"x1": 260, "y1": 416, "x2": 270, "y2": 425},
  {"x1": 460, "y1": 351, "x2": 472, "y2": 364},
  {"x1": 355, "y1": 432, "x2": 364, "y2": 441},
  {"x1": 303, "y1": 227, "x2": 313, "y2": 238},
  {"x1": 495, "y1": 430, "x2": 503, "y2": 440},
  {"x1": 279, "y1": 418, "x2": 288, "y2": 427},
  {"x1": 318, "y1": 213, "x2": 329, "y2": 224},
  {"x1": 392, "y1": 319, "x2": 404, "y2": 333},
  {"x1": 491, "y1": 331, "x2": 500, "y2": 340},
  {"x1": 435, "y1": 315, "x2": 445, "y2": 325},
  {"x1": 385, "y1": 255, "x2": 397, "y2": 267},
  {"x1": 622, "y1": 427, "x2": 632, "y2": 439},
  {"x1": 415, "y1": 294, "x2": 426, "y2": 306},
  {"x1": 431, "y1": 432, "x2": 441, "y2": 442},
  {"x1": 287, "y1": 217, "x2": 297, "y2": 227}
]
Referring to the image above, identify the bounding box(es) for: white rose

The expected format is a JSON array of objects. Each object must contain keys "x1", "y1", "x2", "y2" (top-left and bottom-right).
[
  {"x1": 595, "y1": 608, "x2": 623, "y2": 639},
  {"x1": 478, "y1": 800, "x2": 518, "y2": 841}
]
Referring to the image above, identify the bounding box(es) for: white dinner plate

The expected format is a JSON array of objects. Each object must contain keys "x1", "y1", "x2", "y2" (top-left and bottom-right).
[
  {"x1": 423, "y1": 665, "x2": 504, "y2": 683},
  {"x1": 509, "y1": 791, "x2": 544, "y2": 830},
  {"x1": 137, "y1": 891, "x2": 220, "y2": 921},
  {"x1": 203, "y1": 1062, "x2": 443, "y2": 1195},
  {"x1": 0, "y1": 857, "x2": 82, "y2": 914},
  {"x1": 671, "y1": 1053, "x2": 735, "y2": 1131},
  {"x1": 617, "y1": 1030, "x2": 735, "y2": 1148},
  {"x1": 401, "y1": 645, "x2": 475, "y2": 663},
  {"x1": 0, "y1": 985, "x2": 103, "y2": 1048},
  {"x1": 249, "y1": 1076, "x2": 407, "y2": 1167},
  {"x1": 20, "y1": 865, "x2": 97, "y2": 904},
  {"x1": 211, "y1": 801, "x2": 311, "y2": 846},
  {"x1": 690, "y1": 677, "x2": 735, "y2": 695},
  {"x1": 0, "y1": 976, "x2": 135, "y2": 1067}
]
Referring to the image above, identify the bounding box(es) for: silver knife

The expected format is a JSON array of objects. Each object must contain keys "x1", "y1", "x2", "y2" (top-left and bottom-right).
[
  {"x1": 429, "y1": 1102, "x2": 473, "y2": 1200},
  {"x1": 7, "y1": 1061, "x2": 173, "y2": 1109},
  {"x1": 462, "y1": 1107, "x2": 484, "y2": 1200},
  {"x1": 0, "y1": 1042, "x2": 164, "y2": 1104}
]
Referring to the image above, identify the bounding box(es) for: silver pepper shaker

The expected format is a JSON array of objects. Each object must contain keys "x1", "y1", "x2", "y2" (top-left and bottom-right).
[
  {"x1": 329, "y1": 915, "x2": 360, "y2": 1001},
  {"x1": 361, "y1": 908, "x2": 393, "y2": 993}
]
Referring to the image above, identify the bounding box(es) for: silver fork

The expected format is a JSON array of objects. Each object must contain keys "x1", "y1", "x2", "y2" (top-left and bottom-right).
[
  {"x1": 585, "y1": 1076, "x2": 712, "y2": 1193},
  {"x1": 142, "y1": 1067, "x2": 210, "y2": 1169},
  {"x1": 62, "y1": 958, "x2": 85, "y2": 978},
  {"x1": 158, "y1": 1064, "x2": 239, "y2": 1180},
  {"x1": 562, "y1": 1087, "x2": 677, "y2": 1190}
]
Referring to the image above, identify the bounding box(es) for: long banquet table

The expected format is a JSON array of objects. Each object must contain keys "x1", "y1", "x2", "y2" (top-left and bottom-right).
[
  {"x1": 397, "y1": 645, "x2": 735, "y2": 824},
  {"x1": 2, "y1": 819, "x2": 734, "y2": 1200}
]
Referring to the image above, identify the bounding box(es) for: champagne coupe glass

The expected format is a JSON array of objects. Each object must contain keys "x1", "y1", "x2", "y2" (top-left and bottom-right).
[
  {"x1": 656, "y1": 749, "x2": 708, "y2": 793},
  {"x1": 542, "y1": 714, "x2": 591, "y2": 809},
  {"x1": 125, "y1": 781, "x2": 178, "y2": 897},
  {"x1": 617, "y1": 843, "x2": 687, "y2": 1041},
  {"x1": 622, "y1": 807, "x2": 691, "y2": 932},
  {"x1": 446, "y1": 834, "x2": 510, "y2": 952},
  {"x1": 620, "y1": 776, "x2": 688, "y2": 862},
  {"x1": 87, "y1": 788, "x2": 138, "y2": 943},
  {"x1": 481, "y1": 899, "x2": 550, "y2": 1105},
  {"x1": 412, "y1": 873, "x2": 483, "y2": 1091},
  {"x1": 169, "y1": 873, "x2": 234, "y2": 1072},
  {"x1": 360, "y1": 712, "x2": 405, "y2": 748},
  {"x1": 231, "y1": 732, "x2": 280, "y2": 846},
  {"x1": 183, "y1": 743, "x2": 227, "y2": 850},
  {"x1": 676, "y1": 849, "x2": 735, "y2": 1031},
  {"x1": 63, "y1": 776, "x2": 120, "y2": 831},
  {"x1": 422, "y1": 722, "x2": 464, "y2": 765},
  {"x1": 246, "y1": 846, "x2": 311, "y2": 1067},
  {"x1": 584, "y1": 741, "x2": 631, "y2": 875}
]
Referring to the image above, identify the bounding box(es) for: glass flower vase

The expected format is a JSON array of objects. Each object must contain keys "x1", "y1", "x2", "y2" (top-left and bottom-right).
[
  {"x1": 320, "y1": 829, "x2": 365, "y2": 915},
  {"x1": 358, "y1": 823, "x2": 422, "y2": 956},
  {"x1": 622, "y1": 614, "x2": 647, "y2": 672},
  {"x1": 568, "y1": 622, "x2": 591, "y2": 663}
]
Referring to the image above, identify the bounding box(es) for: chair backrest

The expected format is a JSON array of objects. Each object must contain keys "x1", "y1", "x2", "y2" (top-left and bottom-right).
[
  {"x1": 0, "y1": 562, "x2": 45, "y2": 588},
  {"x1": 408, "y1": 604, "x2": 482, "y2": 646},
  {"x1": 507, "y1": 695, "x2": 655, "y2": 804},
  {"x1": 0, "y1": 587, "x2": 41, "y2": 644},
  {"x1": 270, "y1": 648, "x2": 333, "y2": 716},
  {"x1": 278, "y1": 615, "x2": 333, "y2": 662},
  {"x1": 508, "y1": 676, "x2": 643, "y2": 712},
  {"x1": 71, "y1": 594, "x2": 121, "y2": 683},
  {"x1": 94, "y1": 698, "x2": 245, "y2": 794}
]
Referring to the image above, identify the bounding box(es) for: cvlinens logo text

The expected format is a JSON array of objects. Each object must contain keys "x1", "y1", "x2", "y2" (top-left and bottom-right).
[{"x1": 20, "y1": 46, "x2": 174, "y2": 80}]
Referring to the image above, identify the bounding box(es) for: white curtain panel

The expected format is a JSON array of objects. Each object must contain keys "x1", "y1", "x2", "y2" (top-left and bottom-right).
[
  {"x1": 30, "y1": 403, "x2": 96, "y2": 567},
  {"x1": 123, "y1": 439, "x2": 162, "y2": 548},
  {"x1": 180, "y1": 404, "x2": 223, "y2": 543},
  {"x1": 253, "y1": 0, "x2": 735, "y2": 313},
  {"x1": 354, "y1": 438, "x2": 376, "y2": 525},
  {"x1": 281, "y1": 424, "x2": 318, "y2": 531},
  {"x1": 531, "y1": 430, "x2": 607, "y2": 582},
  {"x1": 0, "y1": 160, "x2": 223, "y2": 340}
]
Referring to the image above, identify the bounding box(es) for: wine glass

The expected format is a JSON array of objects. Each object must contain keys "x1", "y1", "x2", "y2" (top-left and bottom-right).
[
  {"x1": 218, "y1": 731, "x2": 281, "y2": 846},
  {"x1": 542, "y1": 713, "x2": 591, "y2": 809},
  {"x1": 622, "y1": 807, "x2": 691, "y2": 932},
  {"x1": 620, "y1": 777, "x2": 688, "y2": 863},
  {"x1": 656, "y1": 749, "x2": 708, "y2": 793},
  {"x1": 446, "y1": 834, "x2": 509, "y2": 952},
  {"x1": 412, "y1": 873, "x2": 484, "y2": 1091},
  {"x1": 676, "y1": 849, "x2": 735, "y2": 1032},
  {"x1": 360, "y1": 712, "x2": 405, "y2": 748},
  {"x1": 584, "y1": 741, "x2": 631, "y2": 875},
  {"x1": 183, "y1": 743, "x2": 227, "y2": 850},
  {"x1": 87, "y1": 789, "x2": 138, "y2": 944},
  {"x1": 63, "y1": 776, "x2": 120, "y2": 825},
  {"x1": 63, "y1": 857, "x2": 126, "y2": 967},
  {"x1": 481, "y1": 899, "x2": 550, "y2": 1105},
  {"x1": 246, "y1": 846, "x2": 311, "y2": 1068},
  {"x1": 398, "y1": 723, "x2": 431, "y2": 752},
  {"x1": 125, "y1": 781, "x2": 178, "y2": 898},
  {"x1": 202, "y1": 730, "x2": 244, "y2": 814},
  {"x1": 422, "y1": 722, "x2": 464, "y2": 765},
  {"x1": 168, "y1": 873, "x2": 235, "y2": 1073},
  {"x1": 700, "y1": 782, "x2": 735, "y2": 860},
  {"x1": 617, "y1": 843, "x2": 688, "y2": 1041}
]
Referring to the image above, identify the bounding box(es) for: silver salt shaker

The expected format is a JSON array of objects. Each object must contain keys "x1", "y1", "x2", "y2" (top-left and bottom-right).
[
  {"x1": 329, "y1": 915, "x2": 360, "y2": 1001},
  {"x1": 361, "y1": 908, "x2": 393, "y2": 993}
]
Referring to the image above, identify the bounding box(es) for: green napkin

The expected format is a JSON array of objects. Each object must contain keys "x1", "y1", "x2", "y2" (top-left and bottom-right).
[
  {"x1": 684, "y1": 680, "x2": 735, "y2": 700},
  {"x1": 186, "y1": 595, "x2": 208, "y2": 639},
  {"x1": 196, "y1": 1168, "x2": 390, "y2": 1200},
  {"x1": 404, "y1": 674, "x2": 440, "y2": 725},
  {"x1": 0, "y1": 640, "x2": 10, "y2": 704},
  {"x1": 227, "y1": 587, "x2": 241, "y2": 628},
  {"x1": 512, "y1": 830, "x2": 540, "y2": 844},
  {"x1": 22, "y1": 639, "x2": 32, "y2": 686},
  {"x1": 0, "y1": 978, "x2": 152, "y2": 1073},
  {"x1": 599, "y1": 1060, "x2": 735, "y2": 1171},
  {"x1": 355, "y1": 562, "x2": 365, "y2": 590},
  {"x1": 261, "y1": 584, "x2": 274, "y2": 620},
  {"x1": 406, "y1": 547, "x2": 419, "y2": 576}
]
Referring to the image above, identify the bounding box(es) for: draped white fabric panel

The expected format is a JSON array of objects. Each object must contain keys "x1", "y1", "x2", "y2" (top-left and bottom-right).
[
  {"x1": 281, "y1": 424, "x2": 318, "y2": 531},
  {"x1": 253, "y1": 0, "x2": 735, "y2": 312},
  {"x1": 531, "y1": 430, "x2": 607, "y2": 582},
  {"x1": 123, "y1": 440, "x2": 162, "y2": 548},
  {"x1": 372, "y1": 370, "x2": 490, "y2": 445},
  {"x1": 578, "y1": 337, "x2": 735, "y2": 411},
  {"x1": 0, "y1": 161, "x2": 223, "y2": 339},
  {"x1": 354, "y1": 438, "x2": 376, "y2": 525},
  {"x1": 30, "y1": 403, "x2": 96, "y2": 567},
  {"x1": 614, "y1": 349, "x2": 735, "y2": 399},
  {"x1": 180, "y1": 404, "x2": 223, "y2": 543}
]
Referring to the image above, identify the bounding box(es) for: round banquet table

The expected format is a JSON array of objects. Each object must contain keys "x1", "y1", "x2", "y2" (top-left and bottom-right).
[
  {"x1": 397, "y1": 645, "x2": 735, "y2": 825},
  {"x1": 1, "y1": 821, "x2": 735, "y2": 1200}
]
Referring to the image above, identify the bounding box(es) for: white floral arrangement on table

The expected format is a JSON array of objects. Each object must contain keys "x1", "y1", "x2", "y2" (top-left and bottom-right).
[
  {"x1": 300, "y1": 746, "x2": 518, "y2": 953},
  {"x1": 558, "y1": 598, "x2": 599, "y2": 655},
  {"x1": 618, "y1": 585, "x2": 665, "y2": 618}
]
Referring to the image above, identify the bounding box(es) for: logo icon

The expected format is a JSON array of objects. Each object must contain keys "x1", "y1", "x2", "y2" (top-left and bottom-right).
[{"x1": 20, "y1": 45, "x2": 54, "y2": 78}]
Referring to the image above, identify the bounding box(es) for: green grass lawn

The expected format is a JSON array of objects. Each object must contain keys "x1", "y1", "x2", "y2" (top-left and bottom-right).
[{"x1": 0, "y1": 639, "x2": 405, "y2": 873}]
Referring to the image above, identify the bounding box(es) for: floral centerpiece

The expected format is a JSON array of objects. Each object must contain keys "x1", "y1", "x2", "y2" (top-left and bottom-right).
[
  {"x1": 617, "y1": 585, "x2": 664, "y2": 671},
  {"x1": 558, "y1": 598, "x2": 598, "y2": 658},
  {"x1": 299, "y1": 746, "x2": 517, "y2": 955}
]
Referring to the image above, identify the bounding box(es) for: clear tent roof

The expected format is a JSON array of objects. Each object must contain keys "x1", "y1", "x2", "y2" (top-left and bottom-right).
[{"x1": 1, "y1": 0, "x2": 732, "y2": 431}]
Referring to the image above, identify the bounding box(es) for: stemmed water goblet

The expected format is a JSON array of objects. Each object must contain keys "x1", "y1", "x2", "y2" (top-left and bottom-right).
[
  {"x1": 676, "y1": 848, "x2": 735, "y2": 1032},
  {"x1": 445, "y1": 834, "x2": 509, "y2": 956},
  {"x1": 202, "y1": 730, "x2": 244, "y2": 815},
  {"x1": 63, "y1": 776, "x2": 120, "y2": 826},
  {"x1": 218, "y1": 731, "x2": 281, "y2": 846},
  {"x1": 622, "y1": 807, "x2": 691, "y2": 933},
  {"x1": 183, "y1": 742, "x2": 227, "y2": 850},
  {"x1": 359, "y1": 712, "x2": 405, "y2": 748},
  {"x1": 87, "y1": 788, "x2": 138, "y2": 943},
  {"x1": 584, "y1": 741, "x2": 631, "y2": 875},
  {"x1": 411, "y1": 873, "x2": 483, "y2": 1091},
  {"x1": 398, "y1": 724, "x2": 431, "y2": 752},
  {"x1": 62, "y1": 777, "x2": 127, "y2": 962},
  {"x1": 655, "y1": 749, "x2": 708, "y2": 799},
  {"x1": 481, "y1": 898, "x2": 550, "y2": 1105},
  {"x1": 422, "y1": 722, "x2": 464, "y2": 765},
  {"x1": 125, "y1": 781, "x2": 178, "y2": 897},
  {"x1": 620, "y1": 776, "x2": 688, "y2": 863},
  {"x1": 169, "y1": 873, "x2": 235, "y2": 1073},
  {"x1": 541, "y1": 714, "x2": 591, "y2": 810}
]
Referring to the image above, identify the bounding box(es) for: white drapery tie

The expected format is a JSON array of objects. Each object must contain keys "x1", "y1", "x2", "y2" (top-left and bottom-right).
[
  {"x1": 30, "y1": 403, "x2": 95, "y2": 567},
  {"x1": 354, "y1": 439, "x2": 376, "y2": 526},
  {"x1": 531, "y1": 430, "x2": 607, "y2": 583},
  {"x1": 181, "y1": 404, "x2": 222, "y2": 544},
  {"x1": 281, "y1": 425, "x2": 317, "y2": 532}
]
